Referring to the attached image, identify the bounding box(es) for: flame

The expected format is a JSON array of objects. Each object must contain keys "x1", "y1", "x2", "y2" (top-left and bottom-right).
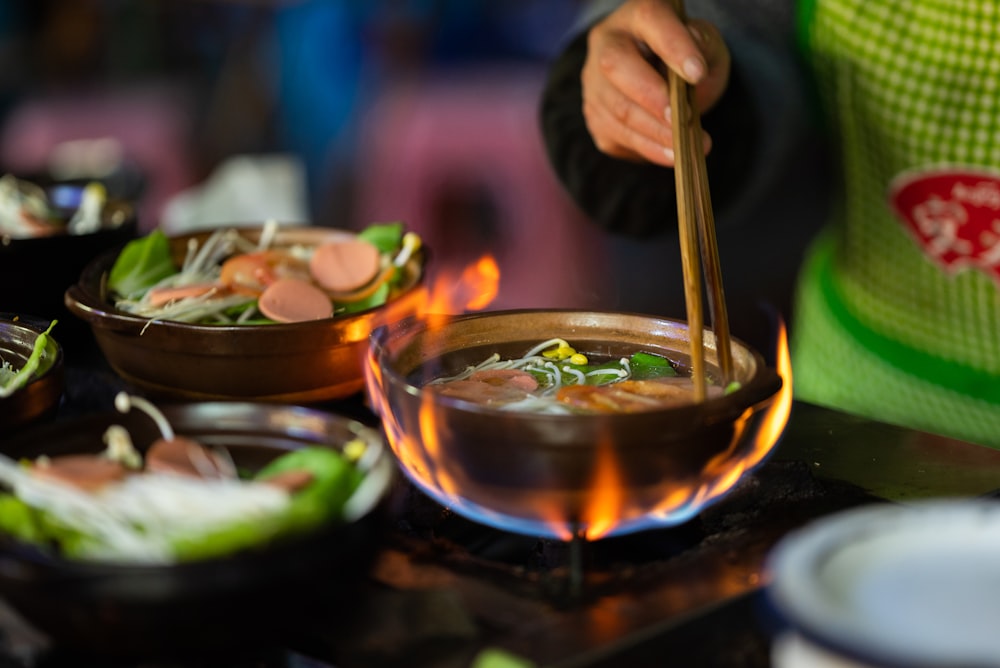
[
  {"x1": 421, "y1": 254, "x2": 500, "y2": 316},
  {"x1": 749, "y1": 321, "x2": 793, "y2": 468},
  {"x1": 569, "y1": 320, "x2": 793, "y2": 540},
  {"x1": 580, "y1": 430, "x2": 625, "y2": 540},
  {"x1": 368, "y1": 260, "x2": 795, "y2": 541}
]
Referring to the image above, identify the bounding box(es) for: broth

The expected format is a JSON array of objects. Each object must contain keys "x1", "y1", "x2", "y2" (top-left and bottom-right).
[{"x1": 420, "y1": 338, "x2": 727, "y2": 415}]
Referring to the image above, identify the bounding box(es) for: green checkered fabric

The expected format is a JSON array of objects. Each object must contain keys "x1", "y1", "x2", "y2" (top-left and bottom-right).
[{"x1": 792, "y1": 0, "x2": 1000, "y2": 447}]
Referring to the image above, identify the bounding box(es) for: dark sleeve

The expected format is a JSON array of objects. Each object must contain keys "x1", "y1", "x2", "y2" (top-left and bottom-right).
[{"x1": 538, "y1": 28, "x2": 761, "y2": 239}]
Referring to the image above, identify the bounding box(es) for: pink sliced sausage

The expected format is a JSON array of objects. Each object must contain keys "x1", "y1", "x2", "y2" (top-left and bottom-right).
[
  {"x1": 146, "y1": 282, "x2": 219, "y2": 307},
  {"x1": 258, "y1": 278, "x2": 334, "y2": 323},
  {"x1": 430, "y1": 368, "x2": 540, "y2": 406},
  {"x1": 33, "y1": 455, "x2": 128, "y2": 492},
  {"x1": 468, "y1": 369, "x2": 539, "y2": 392},
  {"x1": 146, "y1": 437, "x2": 231, "y2": 479},
  {"x1": 259, "y1": 468, "x2": 315, "y2": 493},
  {"x1": 309, "y1": 239, "x2": 381, "y2": 292}
]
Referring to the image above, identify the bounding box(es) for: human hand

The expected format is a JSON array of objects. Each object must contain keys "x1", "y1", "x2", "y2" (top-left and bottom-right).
[{"x1": 581, "y1": 0, "x2": 731, "y2": 166}]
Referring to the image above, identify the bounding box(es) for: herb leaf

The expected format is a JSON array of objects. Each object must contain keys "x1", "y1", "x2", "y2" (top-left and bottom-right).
[{"x1": 108, "y1": 229, "x2": 176, "y2": 298}]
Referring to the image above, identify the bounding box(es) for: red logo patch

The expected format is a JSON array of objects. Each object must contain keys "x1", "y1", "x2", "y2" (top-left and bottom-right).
[{"x1": 889, "y1": 167, "x2": 1000, "y2": 279}]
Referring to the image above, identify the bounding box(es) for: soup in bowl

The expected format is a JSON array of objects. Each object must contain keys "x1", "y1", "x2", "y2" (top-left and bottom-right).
[{"x1": 366, "y1": 309, "x2": 787, "y2": 540}]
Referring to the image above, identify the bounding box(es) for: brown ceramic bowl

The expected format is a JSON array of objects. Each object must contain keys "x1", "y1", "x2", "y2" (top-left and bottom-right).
[
  {"x1": 0, "y1": 315, "x2": 65, "y2": 432},
  {"x1": 0, "y1": 181, "x2": 137, "y2": 348},
  {"x1": 367, "y1": 309, "x2": 787, "y2": 540},
  {"x1": 65, "y1": 224, "x2": 426, "y2": 402},
  {"x1": 0, "y1": 400, "x2": 395, "y2": 657}
]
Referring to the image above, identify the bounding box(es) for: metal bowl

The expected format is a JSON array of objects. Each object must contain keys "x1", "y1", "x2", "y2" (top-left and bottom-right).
[
  {"x1": 367, "y1": 309, "x2": 786, "y2": 539},
  {"x1": 0, "y1": 315, "x2": 64, "y2": 432},
  {"x1": 0, "y1": 401, "x2": 395, "y2": 657},
  {"x1": 65, "y1": 225, "x2": 426, "y2": 402}
]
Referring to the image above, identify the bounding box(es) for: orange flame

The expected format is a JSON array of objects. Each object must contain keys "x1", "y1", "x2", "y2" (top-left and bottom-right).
[
  {"x1": 421, "y1": 254, "x2": 500, "y2": 316},
  {"x1": 750, "y1": 322, "x2": 793, "y2": 468},
  {"x1": 580, "y1": 431, "x2": 625, "y2": 539},
  {"x1": 569, "y1": 321, "x2": 793, "y2": 540},
  {"x1": 370, "y1": 253, "x2": 794, "y2": 541}
]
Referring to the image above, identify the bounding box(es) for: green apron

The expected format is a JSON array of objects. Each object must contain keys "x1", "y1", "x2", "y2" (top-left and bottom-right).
[{"x1": 793, "y1": 0, "x2": 1000, "y2": 447}]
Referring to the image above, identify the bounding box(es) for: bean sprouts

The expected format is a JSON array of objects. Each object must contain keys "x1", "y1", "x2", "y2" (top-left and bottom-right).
[{"x1": 428, "y1": 339, "x2": 645, "y2": 414}]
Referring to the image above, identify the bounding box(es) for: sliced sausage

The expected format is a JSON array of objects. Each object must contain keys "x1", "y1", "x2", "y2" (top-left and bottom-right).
[
  {"x1": 309, "y1": 239, "x2": 381, "y2": 292},
  {"x1": 33, "y1": 455, "x2": 128, "y2": 492},
  {"x1": 146, "y1": 437, "x2": 233, "y2": 479},
  {"x1": 146, "y1": 282, "x2": 220, "y2": 307},
  {"x1": 468, "y1": 369, "x2": 539, "y2": 392},
  {"x1": 258, "y1": 278, "x2": 334, "y2": 322},
  {"x1": 258, "y1": 469, "x2": 314, "y2": 493}
]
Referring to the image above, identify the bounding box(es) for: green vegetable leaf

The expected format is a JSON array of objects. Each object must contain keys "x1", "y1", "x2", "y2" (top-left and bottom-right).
[
  {"x1": 170, "y1": 447, "x2": 363, "y2": 561},
  {"x1": 357, "y1": 221, "x2": 404, "y2": 254},
  {"x1": 0, "y1": 320, "x2": 57, "y2": 398},
  {"x1": 629, "y1": 351, "x2": 678, "y2": 380},
  {"x1": 256, "y1": 446, "x2": 364, "y2": 526},
  {"x1": 170, "y1": 513, "x2": 287, "y2": 561},
  {"x1": 0, "y1": 494, "x2": 92, "y2": 557},
  {"x1": 107, "y1": 229, "x2": 177, "y2": 297},
  {"x1": 0, "y1": 494, "x2": 44, "y2": 544},
  {"x1": 338, "y1": 282, "x2": 391, "y2": 314}
]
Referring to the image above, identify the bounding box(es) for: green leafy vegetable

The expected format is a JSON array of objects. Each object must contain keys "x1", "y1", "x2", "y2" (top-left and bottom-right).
[
  {"x1": 357, "y1": 221, "x2": 404, "y2": 254},
  {"x1": 0, "y1": 495, "x2": 44, "y2": 544},
  {"x1": 107, "y1": 229, "x2": 176, "y2": 297},
  {"x1": 339, "y1": 282, "x2": 391, "y2": 315},
  {"x1": 255, "y1": 447, "x2": 364, "y2": 527},
  {"x1": 628, "y1": 351, "x2": 679, "y2": 380},
  {"x1": 169, "y1": 447, "x2": 363, "y2": 561},
  {"x1": 0, "y1": 320, "x2": 57, "y2": 398}
]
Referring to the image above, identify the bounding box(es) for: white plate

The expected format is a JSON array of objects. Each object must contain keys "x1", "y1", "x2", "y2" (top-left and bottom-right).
[{"x1": 765, "y1": 500, "x2": 1000, "y2": 668}]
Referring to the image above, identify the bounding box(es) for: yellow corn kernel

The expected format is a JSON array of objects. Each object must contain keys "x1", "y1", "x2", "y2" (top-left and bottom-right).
[
  {"x1": 543, "y1": 345, "x2": 576, "y2": 360},
  {"x1": 343, "y1": 438, "x2": 367, "y2": 462}
]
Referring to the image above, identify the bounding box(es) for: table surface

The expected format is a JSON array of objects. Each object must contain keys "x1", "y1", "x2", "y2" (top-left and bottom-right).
[{"x1": 4, "y1": 328, "x2": 1000, "y2": 668}]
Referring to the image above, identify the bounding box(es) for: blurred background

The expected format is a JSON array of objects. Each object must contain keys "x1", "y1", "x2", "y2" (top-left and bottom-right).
[
  {"x1": 0, "y1": 0, "x2": 614, "y2": 311},
  {"x1": 0, "y1": 0, "x2": 830, "y2": 342}
]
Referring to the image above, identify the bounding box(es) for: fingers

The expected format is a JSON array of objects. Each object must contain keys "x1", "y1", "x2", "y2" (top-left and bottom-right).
[
  {"x1": 686, "y1": 19, "x2": 730, "y2": 114},
  {"x1": 583, "y1": 28, "x2": 675, "y2": 165},
  {"x1": 616, "y1": 0, "x2": 706, "y2": 86},
  {"x1": 580, "y1": 0, "x2": 728, "y2": 165},
  {"x1": 583, "y1": 82, "x2": 676, "y2": 165}
]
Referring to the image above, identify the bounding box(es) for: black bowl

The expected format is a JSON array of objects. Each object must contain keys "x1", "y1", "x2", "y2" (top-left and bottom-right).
[
  {"x1": 0, "y1": 401, "x2": 394, "y2": 658},
  {"x1": 0, "y1": 178, "x2": 137, "y2": 352}
]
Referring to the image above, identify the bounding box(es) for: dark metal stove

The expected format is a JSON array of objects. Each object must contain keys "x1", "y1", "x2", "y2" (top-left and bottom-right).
[{"x1": 4, "y1": 342, "x2": 1000, "y2": 668}]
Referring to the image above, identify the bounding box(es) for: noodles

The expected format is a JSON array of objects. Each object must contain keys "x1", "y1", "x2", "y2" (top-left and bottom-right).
[{"x1": 426, "y1": 339, "x2": 713, "y2": 414}]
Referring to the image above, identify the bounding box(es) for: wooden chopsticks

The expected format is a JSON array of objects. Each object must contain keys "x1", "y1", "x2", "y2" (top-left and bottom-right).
[{"x1": 667, "y1": 0, "x2": 734, "y2": 400}]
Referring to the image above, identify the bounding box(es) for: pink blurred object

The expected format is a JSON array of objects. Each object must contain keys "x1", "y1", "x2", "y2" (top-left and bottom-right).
[
  {"x1": 352, "y1": 67, "x2": 612, "y2": 311},
  {"x1": 0, "y1": 86, "x2": 196, "y2": 232}
]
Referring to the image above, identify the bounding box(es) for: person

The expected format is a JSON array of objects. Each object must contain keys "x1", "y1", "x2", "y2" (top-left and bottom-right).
[{"x1": 539, "y1": 0, "x2": 1000, "y2": 448}]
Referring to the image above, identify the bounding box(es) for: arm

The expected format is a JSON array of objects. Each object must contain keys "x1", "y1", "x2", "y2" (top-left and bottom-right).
[{"x1": 539, "y1": 0, "x2": 811, "y2": 239}]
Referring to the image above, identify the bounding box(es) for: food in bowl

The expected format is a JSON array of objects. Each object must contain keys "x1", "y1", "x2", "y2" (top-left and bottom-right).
[
  {"x1": 106, "y1": 220, "x2": 420, "y2": 324},
  {"x1": 0, "y1": 319, "x2": 57, "y2": 398},
  {"x1": 0, "y1": 176, "x2": 137, "y2": 335},
  {"x1": 64, "y1": 222, "x2": 426, "y2": 401},
  {"x1": 367, "y1": 310, "x2": 787, "y2": 539},
  {"x1": 0, "y1": 317, "x2": 63, "y2": 431},
  {"x1": 0, "y1": 398, "x2": 394, "y2": 655},
  {"x1": 427, "y1": 337, "x2": 739, "y2": 414},
  {"x1": 0, "y1": 392, "x2": 386, "y2": 564},
  {"x1": 0, "y1": 173, "x2": 108, "y2": 239}
]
